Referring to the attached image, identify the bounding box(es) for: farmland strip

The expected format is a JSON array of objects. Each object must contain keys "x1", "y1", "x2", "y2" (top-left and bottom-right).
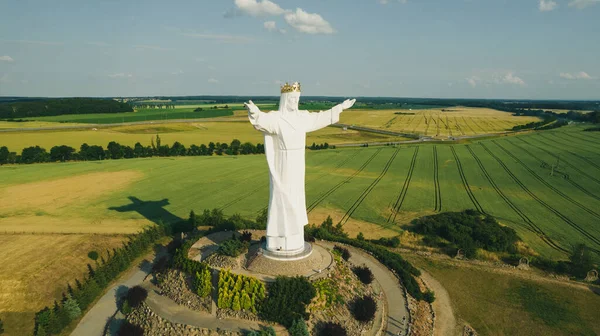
[
  {"x1": 307, "y1": 149, "x2": 382, "y2": 213},
  {"x1": 470, "y1": 117, "x2": 487, "y2": 133},
  {"x1": 454, "y1": 116, "x2": 465, "y2": 135},
  {"x1": 340, "y1": 147, "x2": 400, "y2": 224},
  {"x1": 450, "y1": 146, "x2": 485, "y2": 214},
  {"x1": 387, "y1": 146, "x2": 419, "y2": 223},
  {"x1": 554, "y1": 130, "x2": 600, "y2": 147},
  {"x1": 433, "y1": 146, "x2": 442, "y2": 211},
  {"x1": 465, "y1": 145, "x2": 569, "y2": 254},
  {"x1": 492, "y1": 140, "x2": 600, "y2": 220},
  {"x1": 479, "y1": 143, "x2": 600, "y2": 252},
  {"x1": 505, "y1": 138, "x2": 600, "y2": 202},
  {"x1": 539, "y1": 133, "x2": 600, "y2": 171},
  {"x1": 516, "y1": 137, "x2": 600, "y2": 186},
  {"x1": 461, "y1": 116, "x2": 477, "y2": 134}
]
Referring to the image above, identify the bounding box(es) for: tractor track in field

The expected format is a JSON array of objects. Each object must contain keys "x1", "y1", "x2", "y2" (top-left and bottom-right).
[
  {"x1": 454, "y1": 116, "x2": 466, "y2": 135},
  {"x1": 505, "y1": 138, "x2": 600, "y2": 202},
  {"x1": 492, "y1": 140, "x2": 600, "y2": 221},
  {"x1": 424, "y1": 113, "x2": 431, "y2": 136},
  {"x1": 554, "y1": 130, "x2": 600, "y2": 147},
  {"x1": 412, "y1": 114, "x2": 424, "y2": 134},
  {"x1": 450, "y1": 146, "x2": 485, "y2": 214},
  {"x1": 433, "y1": 146, "x2": 442, "y2": 212},
  {"x1": 255, "y1": 150, "x2": 362, "y2": 214},
  {"x1": 470, "y1": 117, "x2": 487, "y2": 133},
  {"x1": 539, "y1": 133, "x2": 600, "y2": 171},
  {"x1": 461, "y1": 116, "x2": 478, "y2": 135},
  {"x1": 517, "y1": 137, "x2": 600, "y2": 186},
  {"x1": 307, "y1": 148, "x2": 382, "y2": 213},
  {"x1": 479, "y1": 143, "x2": 600, "y2": 253},
  {"x1": 465, "y1": 144, "x2": 569, "y2": 254},
  {"x1": 340, "y1": 147, "x2": 400, "y2": 225},
  {"x1": 387, "y1": 146, "x2": 419, "y2": 223}
]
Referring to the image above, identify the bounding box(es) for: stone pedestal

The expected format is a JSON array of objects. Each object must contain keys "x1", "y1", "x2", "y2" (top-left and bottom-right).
[{"x1": 266, "y1": 231, "x2": 306, "y2": 256}]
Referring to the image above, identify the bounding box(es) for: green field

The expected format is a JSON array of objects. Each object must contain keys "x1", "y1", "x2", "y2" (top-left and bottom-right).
[{"x1": 2, "y1": 125, "x2": 599, "y2": 258}]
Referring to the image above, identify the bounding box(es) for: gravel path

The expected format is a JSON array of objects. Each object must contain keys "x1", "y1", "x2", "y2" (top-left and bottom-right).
[
  {"x1": 71, "y1": 251, "x2": 162, "y2": 336},
  {"x1": 419, "y1": 269, "x2": 457, "y2": 336},
  {"x1": 319, "y1": 241, "x2": 410, "y2": 336}
]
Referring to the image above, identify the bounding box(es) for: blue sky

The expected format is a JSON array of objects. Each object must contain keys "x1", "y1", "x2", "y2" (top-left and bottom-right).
[{"x1": 0, "y1": 0, "x2": 598, "y2": 99}]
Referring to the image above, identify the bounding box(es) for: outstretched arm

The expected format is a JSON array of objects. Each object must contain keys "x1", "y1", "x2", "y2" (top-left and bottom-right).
[
  {"x1": 246, "y1": 100, "x2": 277, "y2": 134},
  {"x1": 305, "y1": 99, "x2": 356, "y2": 133}
]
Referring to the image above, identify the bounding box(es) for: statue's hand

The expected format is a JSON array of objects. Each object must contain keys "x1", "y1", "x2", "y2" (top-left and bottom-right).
[
  {"x1": 340, "y1": 98, "x2": 356, "y2": 111},
  {"x1": 244, "y1": 100, "x2": 260, "y2": 116}
]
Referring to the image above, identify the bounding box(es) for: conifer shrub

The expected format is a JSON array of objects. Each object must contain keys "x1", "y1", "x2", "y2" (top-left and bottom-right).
[
  {"x1": 260, "y1": 276, "x2": 316, "y2": 327},
  {"x1": 288, "y1": 318, "x2": 309, "y2": 336},
  {"x1": 352, "y1": 266, "x2": 374, "y2": 285},
  {"x1": 217, "y1": 269, "x2": 265, "y2": 313},
  {"x1": 333, "y1": 245, "x2": 351, "y2": 261},
  {"x1": 218, "y1": 235, "x2": 249, "y2": 257},
  {"x1": 117, "y1": 321, "x2": 144, "y2": 336},
  {"x1": 193, "y1": 267, "x2": 213, "y2": 298},
  {"x1": 87, "y1": 251, "x2": 99, "y2": 261},
  {"x1": 318, "y1": 322, "x2": 347, "y2": 336},
  {"x1": 126, "y1": 286, "x2": 148, "y2": 308},
  {"x1": 351, "y1": 295, "x2": 377, "y2": 322}
]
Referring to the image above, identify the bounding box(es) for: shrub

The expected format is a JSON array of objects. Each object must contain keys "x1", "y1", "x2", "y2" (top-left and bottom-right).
[
  {"x1": 289, "y1": 318, "x2": 309, "y2": 336},
  {"x1": 370, "y1": 236, "x2": 400, "y2": 248},
  {"x1": 0, "y1": 319, "x2": 4, "y2": 334},
  {"x1": 260, "y1": 276, "x2": 316, "y2": 327},
  {"x1": 240, "y1": 230, "x2": 253, "y2": 242},
  {"x1": 218, "y1": 237, "x2": 249, "y2": 257},
  {"x1": 352, "y1": 266, "x2": 374, "y2": 285},
  {"x1": 218, "y1": 270, "x2": 265, "y2": 313},
  {"x1": 318, "y1": 322, "x2": 347, "y2": 336},
  {"x1": 423, "y1": 290, "x2": 436, "y2": 303},
  {"x1": 126, "y1": 286, "x2": 148, "y2": 308},
  {"x1": 333, "y1": 245, "x2": 351, "y2": 261},
  {"x1": 121, "y1": 300, "x2": 132, "y2": 315},
  {"x1": 117, "y1": 321, "x2": 144, "y2": 336},
  {"x1": 247, "y1": 326, "x2": 276, "y2": 336},
  {"x1": 351, "y1": 295, "x2": 377, "y2": 322},
  {"x1": 194, "y1": 267, "x2": 212, "y2": 298},
  {"x1": 87, "y1": 251, "x2": 99, "y2": 261},
  {"x1": 151, "y1": 255, "x2": 169, "y2": 275}
]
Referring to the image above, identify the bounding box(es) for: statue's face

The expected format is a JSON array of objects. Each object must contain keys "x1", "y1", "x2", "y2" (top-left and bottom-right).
[{"x1": 285, "y1": 94, "x2": 300, "y2": 113}]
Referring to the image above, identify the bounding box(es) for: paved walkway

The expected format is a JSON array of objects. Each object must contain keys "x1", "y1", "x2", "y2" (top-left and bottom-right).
[
  {"x1": 319, "y1": 241, "x2": 410, "y2": 336},
  {"x1": 71, "y1": 251, "x2": 161, "y2": 336},
  {"x1": 419, "y1": 269, "x2": 457, "y2": 336}
]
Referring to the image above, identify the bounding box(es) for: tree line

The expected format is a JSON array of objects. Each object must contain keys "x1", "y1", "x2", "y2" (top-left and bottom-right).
[
  {"x1": 0, "y1": 135, "x2": 265, "y2": 165},
  {"x1": 33, "y1": 225, "x2": 166, "y2": 336},
  {"x1": 0, "y1": 98, "x2": 133, "y2": 119}
]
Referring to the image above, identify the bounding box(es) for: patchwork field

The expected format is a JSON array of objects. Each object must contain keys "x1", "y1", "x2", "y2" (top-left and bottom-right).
[
  {"x1": 340, "y1": 107, "x2": 541, "y2": 137},
  {"x1": 1, "y1": 123, "x2": 599, "y2": 335}
]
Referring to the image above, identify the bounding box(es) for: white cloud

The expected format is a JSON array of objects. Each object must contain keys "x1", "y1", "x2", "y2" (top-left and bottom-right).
[
  {"x1": 502, "y1": 73, "x2": 526, "y2": 86},
  {"x1": 264, "y1": 21, "x2": 277, "y2": 31},
  {"x1": 171, "y1": 70, "x2": 184, "y2": 75},
  {"x1": 539, "y1": 0, "x2": 558, "y2": 11},
  {"x1": 466, "y1": 76, "x2": 479, "y2": 87},
  {"x1": 560, "y1": 71, "x2": 593, "y2": 80},
  {"x1": 108, "y1": 73, "x2": 133, "y2": 78},
  {"x1": 0, "y1": 55, "x2": 14, "y2": 62},
  {"x1": 181, "y1": 33, "x2": 253, "y2": 43},
  {"x1": 284, "y1": 8, "x2": 335, "y2": 34},
  {"x1": 208, "y1": 78, "x2": 219, "y2": 84},
  {"x1": 568, "y1": 0, "x2": 600, "y2": 9},
  {"x1": 0, "y1": 74, "x2": 9, "y2": 83},
  {"x1": 234, "y1": 0, "x2": 286, "y2": 16},
  {"x1": 466, "y1": 71, "x2": 525, "y2": 87}
]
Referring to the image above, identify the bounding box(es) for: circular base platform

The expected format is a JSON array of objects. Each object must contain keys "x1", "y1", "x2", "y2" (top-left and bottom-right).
[
  {"x1": 245, "y1": 242, "x2": 333, "y2": 279},
  {"x1": 262, "y1": 242, "x2": 313, "y2": 261}
]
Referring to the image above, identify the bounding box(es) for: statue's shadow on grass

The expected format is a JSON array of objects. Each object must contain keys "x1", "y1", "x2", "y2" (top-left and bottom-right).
[{"x1": 109, "y1": 196, "x2": 183, "y2": 226}]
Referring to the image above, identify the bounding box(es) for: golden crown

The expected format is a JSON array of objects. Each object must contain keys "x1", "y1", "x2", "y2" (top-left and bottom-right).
[{"x1": 280, "y1": 82, "x2": 301, "y2": 93}]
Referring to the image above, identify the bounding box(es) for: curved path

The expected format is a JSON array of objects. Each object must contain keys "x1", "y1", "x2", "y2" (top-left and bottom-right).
[
  {"x1": 319, "y1": 241, "x2": 410, "y2": 336},
  {"x1": 71, "y1": 251, "x2": 161, "y2": 336},
  {"x1": 419, "y1": 269, "x2": 457, "y2": 336}
]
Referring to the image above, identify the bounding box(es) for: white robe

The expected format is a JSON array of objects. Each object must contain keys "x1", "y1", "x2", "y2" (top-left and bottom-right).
[{"x1": 249, "y1": 106, "x2": 343, "y2": 239}]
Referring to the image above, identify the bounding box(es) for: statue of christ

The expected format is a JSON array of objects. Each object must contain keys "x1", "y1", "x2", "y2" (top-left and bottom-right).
[{"x1": 245, "y1": 82, "x2": 355, "y2": 257}]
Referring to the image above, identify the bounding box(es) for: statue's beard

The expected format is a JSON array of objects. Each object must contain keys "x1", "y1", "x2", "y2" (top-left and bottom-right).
[
  {"x1": 280, "y1": 93, "x2": 300, "y2": 114},
  {"x1": 285, "y1": 103, "x2": 298, "y2": 113}
]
